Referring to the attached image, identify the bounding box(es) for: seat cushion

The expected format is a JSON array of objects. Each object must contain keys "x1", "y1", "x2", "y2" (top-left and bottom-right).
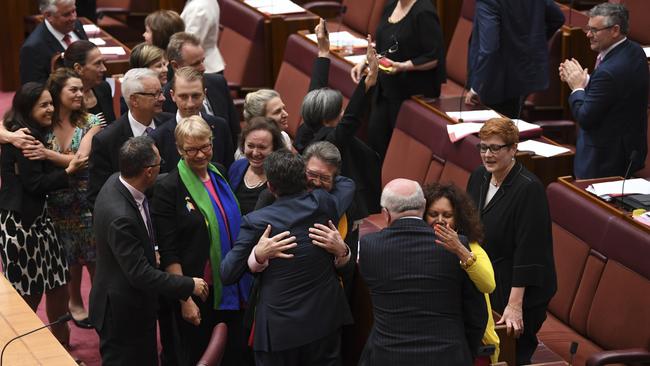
[{"x1": 538, "y1": 313, "x2": 603, "y2": 366}]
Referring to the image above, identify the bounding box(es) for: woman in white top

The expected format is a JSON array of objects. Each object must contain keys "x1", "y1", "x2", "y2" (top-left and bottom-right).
[{"x1": 181, "y1": 0, "x2": 225, "y2": 73}]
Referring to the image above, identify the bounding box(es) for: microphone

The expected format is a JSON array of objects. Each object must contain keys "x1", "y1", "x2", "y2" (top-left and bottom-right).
[
  {"x1": 568, "y1": 341, "x2": 579, "y2": 366},
  {"x1": 620, "y1": 150, "x2": 638, "y2": 199},
  {"x1": 458, "y1": 87, "x2": 466, "y2": 123},
  {"x1": 0, "y1": 313, "x2": 73, "y2": 366}
]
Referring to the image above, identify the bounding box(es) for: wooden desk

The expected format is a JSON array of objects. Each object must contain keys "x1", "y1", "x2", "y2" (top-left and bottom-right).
[
  {"x1": 558, "y1": 175, "x2": 650, "y2": 234},
  {"x1": 413, "y1": 95, "x2": 575, "y2": 187},
  {"x1": 0, "y1": 274, "x2": 77, "y2": 365},
  {"x1": 79, "y1": 18, "x2": 132, "y2": 76}
]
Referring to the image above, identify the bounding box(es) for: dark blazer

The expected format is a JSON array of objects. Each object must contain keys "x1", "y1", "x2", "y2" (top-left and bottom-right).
[
  {"x1": 92, "y1": 80, "x2": 117, "y2": 124},
  {"x1": 466, "y1": 163, "x2": 557, "y2": 312},
  {"x1": 0, "y1": 143, "x2": 69, "y2": 227},
  {"x1": 162, "y1": 73, "x2": 240, "y2": 145},
  {"x1": 358, "y1": 218, "x2": 487, "y2": 366},
  {"x1": 89, "y1": 173, "x2": 194, "y2": 363},
  {"x1": 151, "y1": 113, "x2": 234, "y2": 173},
  {"x1": 87, "y1": 112, "x2": 170, "y2": 205},
  {"x1": 569, "y1": 39, "x2": 649, "y2": 178},
  {"x1": 467, "y1": 0, "x2": 564, "y2": 105},
  {"x1": 20, "y1": 20, "x2": 88, "y2": 84},
  {"x1": 220, "y1": 176, "x2": 355, "y2": 352}
]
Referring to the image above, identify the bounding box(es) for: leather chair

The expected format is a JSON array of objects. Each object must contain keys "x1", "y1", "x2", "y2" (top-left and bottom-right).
[
  {"x1": 196, "y1": 322, "x2": 228, "y2": 366},
  {"x1": 303, "y1": 0, "x2": 387, "y2": 37},
  {"x1": 96, "y1": 0, "x2": 151, "y2": 48},
  {"x1": 440, "y1": 0, "x2": 474, "y2": 97}
]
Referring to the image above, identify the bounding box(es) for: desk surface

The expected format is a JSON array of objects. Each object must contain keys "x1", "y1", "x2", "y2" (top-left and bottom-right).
[
  {"x1": 0, "y1": 275, "x2": 77, "y2": 365},
  {"x1": 78, "y1": 18, "x2": 131, "y2": 76}
]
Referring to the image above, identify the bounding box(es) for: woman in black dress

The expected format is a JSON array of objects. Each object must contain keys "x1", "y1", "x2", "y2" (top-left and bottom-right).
[
  {"x1": 0, "y1": 82, "x2": 86, "y2": 346},
  {"x1": 350, "y1": 0, "x2": 446, "y2": 159}
]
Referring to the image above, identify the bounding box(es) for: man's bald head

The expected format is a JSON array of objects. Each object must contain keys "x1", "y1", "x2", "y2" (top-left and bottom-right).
[{"x1": 380, "y1": 179, "x2": 425, "y2": 221}]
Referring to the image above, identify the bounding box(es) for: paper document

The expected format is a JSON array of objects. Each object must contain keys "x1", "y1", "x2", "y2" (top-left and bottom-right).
[
  {"x1": 446, "y1": 110, "x2": 501, "y2": 122},
  {"x1": 245, "y1": 0, "x2": 305, "y2": 14},
  {"x1": 89, "y1": 37, "x2": 106, "y2": 46},
  {"x1": 586, "y1": 178, "x2": 650, "y2": 196},
  {"x1": 517, "y1": 140, "x2": 570, "y2": 157},
  {"x1": 447, "y1": 122, "x2": 482, "y2": 142},
  {"x1": 99, "y1": 47, "x2": 126, "y2": 55},
  {"x1": 82, "y1": 24, "x2": 100, "y2": 35},
  {"x1": 344, "y1": 55, "x2": 367, "y2": 65},
  {"x1": 644, "y1": 47, "x2": 650, "y2": 58},
  {"x1": 306, "y1": 31, "x2": 368, "y2": 49}
]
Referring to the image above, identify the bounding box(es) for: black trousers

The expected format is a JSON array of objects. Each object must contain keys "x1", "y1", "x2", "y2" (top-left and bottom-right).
[
  {"x1": 368, "y1": 93, "x2": 405, "y2": 161},
  {"x1": 254, "y1": 329, "x2": 342, "y2": 366},
  {"x1": 516, "y1": 303, "x2": 549, "y2": 365},
  {"x1": 486, "y1": 96, "x2": 524, "y2": 120}
]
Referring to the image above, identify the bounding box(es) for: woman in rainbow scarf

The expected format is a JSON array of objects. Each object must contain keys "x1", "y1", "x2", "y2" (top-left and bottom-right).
[{"x1": 152, "y1": 115, "x2": 251, "y2": 366}]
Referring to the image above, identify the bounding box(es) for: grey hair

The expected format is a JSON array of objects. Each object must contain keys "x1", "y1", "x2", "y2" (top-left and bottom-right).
[
  {"x1": 40, "y1": 0, "x2": 74, "y2": 13},
  {"x1": 303, "y1": 141, "x2": 341, "y2": 175},
  {"x1": 243, "y1": 89, "x2": 280, "y2": 122},
  {"x1": 119, "y1": 136, "x2": 157, "y2": 178},
  {"x1": 121, "y1": 68, "x2": 159, "y2": 107},
  {"x1": 166, "y1": 32, "x2": 201, "y2": 65},
  {"x1": 300, "y1": 88, "x2": 343, "y2": 131},
  {"x1": 380, "y1": 182, "x2": 426, "y2": 214},
  {"x1": 589, "y1": 3, "x2": 629, "y2": 35}
]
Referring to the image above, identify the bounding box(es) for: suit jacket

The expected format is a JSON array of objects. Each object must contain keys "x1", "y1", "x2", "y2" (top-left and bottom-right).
[
  {"x1": 92, "y1": 80, "x2": 117, "y2": 124},
  {"x1": 220, "y1": 176, "x2": 356, "y2": 352},
  {"x1": 467, "y1": 163, "x2": 557, "y2": 312},
  {"x1": 20, "y1": 20, "x2": 88, "y2": 85},
  {"x1": 151, "y1": 113, "x2": 234, "y2": 173},
  {"x1": 0, "y1": 143, "x2": 69, "y2": 227},
  {"x1": 467, "y1": 0, "x2": 564, "y2": 104},
  {"x1": 162, "y1": 73, "x2": 240, "y2": 145},
  {"x1": 87, "y1": 113, "x2": 170, "y2": 205},
  {"x1": 569, "y1": 39, "x2": 649, "y2": 178},
  {"x1": 89, "y1": 173, "x2": 194, "y2": 334},
  {"x1": 358, "y1": 218, "x2": 487, "y2": 366}
]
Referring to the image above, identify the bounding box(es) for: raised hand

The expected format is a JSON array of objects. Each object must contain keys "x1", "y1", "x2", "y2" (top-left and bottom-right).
[{"x1": 315, "y1": 18, "x2": 330, "y2": 57}]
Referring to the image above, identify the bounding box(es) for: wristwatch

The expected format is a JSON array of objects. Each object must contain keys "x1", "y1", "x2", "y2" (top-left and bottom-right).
[{"x1": 460, "y1": 252, "x2": 476, "y2": 269}]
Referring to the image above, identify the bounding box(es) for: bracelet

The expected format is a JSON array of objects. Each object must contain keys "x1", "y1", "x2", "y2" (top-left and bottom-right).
[{"x1": 459, "y1": 252, "x2": 476, "y2": 269}]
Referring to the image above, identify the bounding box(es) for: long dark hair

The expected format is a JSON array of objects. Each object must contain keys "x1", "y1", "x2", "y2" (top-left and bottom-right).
[
  {"x1": 2, "y1": 82, "x2": 51, "y2": 143},
  {"x1": 423, "y1": 183, "x2": 484, "y2": 243},
  {"x1": 47, "y1": 68, "x2": 87, "y2": 128},
  {"x1": 52, "y1": 40, "x2": 98, "y2": 71}
]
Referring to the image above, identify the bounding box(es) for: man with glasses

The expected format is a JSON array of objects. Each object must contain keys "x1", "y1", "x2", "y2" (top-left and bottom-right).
[
  {"x1": 559, "y1": 3, "x2": 648, "y2": 179},
  {"x1": 88, "y1": 68, "x2": 170, "y2": 204},
  {"x1": 20, "y1": 0, "x2": 89, "y2": 84},
  {"x1": 466, "y1": 0, "x2": 564, "y2": 118},
  {"x1": 151, "y1": 66, "x2": 234, "y2": 173}
]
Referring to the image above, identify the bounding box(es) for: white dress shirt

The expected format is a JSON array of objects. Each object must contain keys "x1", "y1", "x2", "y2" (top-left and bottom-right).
[
  {"x1": 44, "y1": 19, "x2": 80, "y2": 50},
  {"x1": 128, "y1": 110, "x2": 155, "y2": 137},
  {"x1": 182, "y1": 0, "x2": 225, "y2": 73}
]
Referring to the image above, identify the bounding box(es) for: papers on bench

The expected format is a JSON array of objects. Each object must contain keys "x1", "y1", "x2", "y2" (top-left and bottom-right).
[
  {"x1": 644, "y1": 46, "x2": 650, "y2": 58},
  {"x1": 517, "y1": 140, "x2": 571, "y2": 157},
  {"x1": 446, "y1": 109, "x2": 501, "y2": 122},
  {"x1": 89, "y1": 37, "x2": 106, "y2": 46},
  {"x1": 245, "y1": 0, "x2": 305, "y2": 14},
  {"x1": 99, "y1": 47, "x2": 126, "y2": 56},
  {"x1": 446, "y1": 118, "x2": 543, "y2": 143},
  {"x1": 344, "y1": 54, "x2": 367, "y2": 65},
  {"x1": 306, "y1": 31, "x2": 368, "y2": 50},
  {"x1": 82, "y1": 24, "x2": 100, "y2": 36},
  {"x1": 586, "y1": 178, "x2": 650, "y2": 196}
]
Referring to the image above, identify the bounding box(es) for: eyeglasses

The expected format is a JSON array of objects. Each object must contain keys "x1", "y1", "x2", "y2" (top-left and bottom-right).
[
  {"x1": 306, "y1": 169, "x2": 333, "y2": 185},
  {"x1": 582, "y1": 25, "x2": 614, "y2": 34},
  {"x1": 147, "y1": 158, "x2": 165, "y2": 168},
  {"x1": 378, "y1": 35, "x2": 399, "y2": 58},
  {"x1": 183, "y1": 143, "x2": 212, "y2": 157},
  {"x1": 476, "y1": 143, "x2": 512, "y2": 154},
  {"x1": 134, "y1": 90, "x2": 164, "y2": 98}
]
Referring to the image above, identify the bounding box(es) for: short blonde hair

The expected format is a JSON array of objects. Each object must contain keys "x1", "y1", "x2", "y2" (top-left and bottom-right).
[
  {"x1": 172, "y1": 66, "x2": 205, "y2": 90},
  {"x1": 130, "y1": 43, "x2": 166, "y2": 69},
  {"x1": 175, "y1": 115, "x2": 212, "y2": 148},
  {"x1": 478, "y1": 118, "x2": 519, "y2": 145},
  {"x1": 243, "y1": 89, "x2": 279, "y2": 122}
]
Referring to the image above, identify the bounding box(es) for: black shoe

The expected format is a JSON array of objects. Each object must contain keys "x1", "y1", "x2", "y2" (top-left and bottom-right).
[{"x1": 71, "y1": 316, "x2": 94, "y2": 329}]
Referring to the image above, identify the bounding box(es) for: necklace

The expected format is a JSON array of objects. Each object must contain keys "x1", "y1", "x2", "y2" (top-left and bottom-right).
[
  {"x1": 490, "y1": 160, "x2": 515, "y2": 187},
  {"x1": 244, "y1": 170, "x2": 266, "y2": 189}
]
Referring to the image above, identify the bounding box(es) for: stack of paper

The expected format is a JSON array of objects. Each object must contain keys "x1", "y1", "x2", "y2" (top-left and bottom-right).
[
  {"x1": 99, "y1": 47, "x2": 126, "y2": 56},
  {"x1": 89, "y1": 37, "x2": 106, "y2": 46},
  {"x1": 644, "y1": 46, "x2": 650, "y2": 58},
  {"x1": 586, "y1": 178, "x2": 650, "y2": 196},
  {"x1": 245, "y1": 0, "x2": 305, "y2": 15},
  {"x1": 344, "y1": 54, "x2": 367, "y2": 65},
  {"x1": 82, "y1": 24, "x2": 100, "y2": 36},
  {"x1": 306, "y1": 31, "x2": 368, "y2": 49},
  {"x1": 446, "y1": 110, "x2": 501, "y2": 122},
  {"x1": 517, "y1": 140, "x2": 571, "y2": 157}
]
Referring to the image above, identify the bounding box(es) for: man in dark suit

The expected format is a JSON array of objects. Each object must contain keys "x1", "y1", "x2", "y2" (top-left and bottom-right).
[
  {"x1": 20, "y1": 0, "x2": 89, "y2": 84},
  {"x1": 466, "y1": 0, "x2": 564, "y2": 118},
  {"x1": 559, "y1": 3, "x2": 648, "y2": 179},
  {"x1": 89, "y1": 136, "x2": 209, "y2": 365},
  {"x1": 151, "y1": 66, "x2": 234, "y2": 173},
  {"x1": 163, "y1": 32, "x2": 240, "y2": 145},
  {"x1": 88, "y1": 68, "x2": 170, "y2": 204},
  {"x1": 220, "y1": 150, "x2": 355, "y2": 366},
  {"x1": 358, "y1": 179, "x2": 487, "y2": 366}
]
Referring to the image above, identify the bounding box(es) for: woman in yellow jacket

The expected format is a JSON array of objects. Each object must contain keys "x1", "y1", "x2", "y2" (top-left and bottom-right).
[{"x1": 423, "y1": 183, "x2": 499, "y2": 365}]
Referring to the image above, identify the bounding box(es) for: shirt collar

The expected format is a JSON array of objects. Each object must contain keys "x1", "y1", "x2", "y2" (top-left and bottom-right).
[
  {"x1": 119, "y1": 175, "x2": 146, "y2": 205},
  {"x1": 599, "y1": 37, "x2": 627, "y2": 60},
  {"x1": 398, "y1": 216, "x2": 424, "y2": 221},
  {"x1": 44, "y1": 19, "x2": 68, "y2": 43},
  {"x1": 128, "y1": 110, "x2": 155, "y2": 137}
]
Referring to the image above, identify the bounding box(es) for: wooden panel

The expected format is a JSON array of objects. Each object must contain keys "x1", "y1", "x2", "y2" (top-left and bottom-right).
[{"x1": 0, "y1": 0, "x2": 28, "y2": 91}]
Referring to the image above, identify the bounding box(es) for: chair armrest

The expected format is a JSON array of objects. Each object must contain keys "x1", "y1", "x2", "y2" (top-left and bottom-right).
[
  {"x1": 196, "y1": 322, "x2": 228, "y2": 366},
  {"x1": 586, "y1": 348, "x2": 650, "y2": 366},
  {"x1": 302, "y1": 1, "x2": 345, "y2": 19}
]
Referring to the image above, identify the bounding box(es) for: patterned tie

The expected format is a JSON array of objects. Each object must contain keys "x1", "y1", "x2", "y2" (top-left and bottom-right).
[
  {"x1": 144, "y1": 127, "x2": 154, "y2": 136},
  {"x1": 62, "y1": 34, "x2": 72, "y2": 47},
  {"x1": 141, "y1": 197, "x2": 156, "y2": 249},
  {"x1": 594, "y1": 54, "x2": 603, "y2": 70}
]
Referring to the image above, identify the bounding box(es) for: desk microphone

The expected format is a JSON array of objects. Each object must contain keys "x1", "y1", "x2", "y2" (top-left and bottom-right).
[
  {"x1": 568, "y1": 341, "x2": 579, "y2": 366},
  {"x1": 458, "y1": 87, "x2": 467, "y2": 123},
  {"x1": 620, "y1": 150, "x2": 638, "y2": 199},
  {"x1": 0, "y1": 313, "x2": 73, "y2": 366}
]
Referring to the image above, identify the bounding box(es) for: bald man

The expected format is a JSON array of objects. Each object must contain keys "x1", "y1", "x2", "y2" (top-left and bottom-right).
[{"x1": 358, "y1": 179, "x2": 487, "y2": 366}]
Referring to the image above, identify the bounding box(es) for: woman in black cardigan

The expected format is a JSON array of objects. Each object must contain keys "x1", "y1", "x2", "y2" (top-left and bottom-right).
[
  {"x1": 466, "y1": 118, "x2": 557, "y2": 365},
  {"x1": 0, "y1": 82, "x2": 86, "y2": 346}
]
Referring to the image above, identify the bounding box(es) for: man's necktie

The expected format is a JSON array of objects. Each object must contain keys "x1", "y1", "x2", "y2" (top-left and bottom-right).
[
  {"x1": 144, "y1": 127, "x2": 154, "y2": 136},
  {"x1": 62, "y1": 34, "x2": 72, "y2": 47},
  {"x1": 594, "y1": 54, "x2": 603, "y2": 70},
  {"x1": 141, "y1": 197, "x2": 156, "y2": 249}
]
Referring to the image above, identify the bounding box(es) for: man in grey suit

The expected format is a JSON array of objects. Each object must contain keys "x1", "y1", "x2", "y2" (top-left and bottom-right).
[
  {"x1": 358, "y1": 179, "x2": 487, "y2": 366},
  {"x1": 89, "y1": 136, "x2": 209, "y2": 365}
]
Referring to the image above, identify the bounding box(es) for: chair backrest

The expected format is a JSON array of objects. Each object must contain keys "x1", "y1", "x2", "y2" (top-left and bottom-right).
[
  {"x1": 196, "y1": 322, "x2": 228, "y2": 366},
  {"x1": 615, "y1": 0, "x2": 650, "y2": 44},
  {"x1": 445, "y1": 0, "x2": 474, "y2": 87}
]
